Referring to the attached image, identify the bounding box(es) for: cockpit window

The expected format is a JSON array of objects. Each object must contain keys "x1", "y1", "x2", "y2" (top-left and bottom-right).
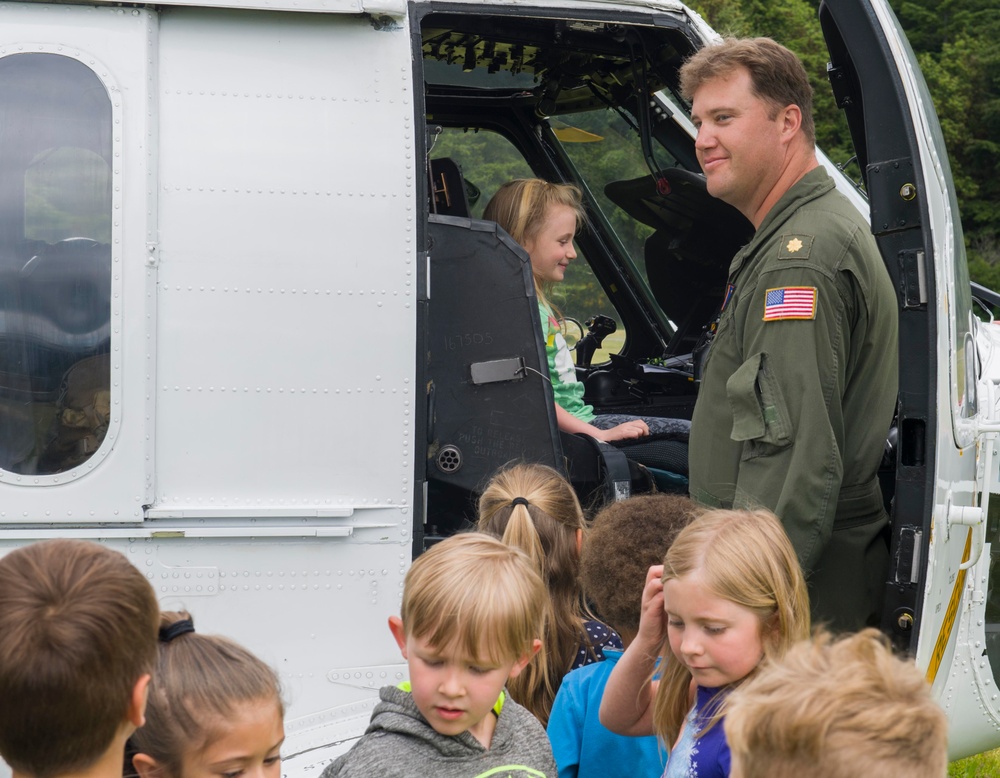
[
  {"x1": 430, "y1": 127, "x2": 627, "y2": 361},
  {"x1": 553, "y1": 106, "x2": 674, "y2": 291},
  {"x1": 0, "y1": 54, "x2": 112, "y2": 477}
]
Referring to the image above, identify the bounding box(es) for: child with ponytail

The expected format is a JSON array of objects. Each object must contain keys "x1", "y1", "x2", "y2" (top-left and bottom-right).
[
  {"x1": 128, "y1": 611, "x2": 284, "y2": 778},
  {"x1": 478, "y1": 462, "x2": 621, "y2": 724}
]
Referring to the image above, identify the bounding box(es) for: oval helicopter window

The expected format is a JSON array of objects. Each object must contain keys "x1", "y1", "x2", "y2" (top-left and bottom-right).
[{"x1": 0, "y1": 53, "x2": 112, "y2": 476}]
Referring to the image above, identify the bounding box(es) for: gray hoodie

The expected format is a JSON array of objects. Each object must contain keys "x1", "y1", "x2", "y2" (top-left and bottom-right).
[{"x1": 322, "y1": 684, "x2": 556, "y2": 777}]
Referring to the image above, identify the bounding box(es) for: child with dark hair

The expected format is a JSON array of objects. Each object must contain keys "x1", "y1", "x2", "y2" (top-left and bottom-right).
[
  {"x1": 0, "y1": 539, "x2": 159, "y2": 778},
  {"x1": 547, "y1": 494, "x2": 696, "y2": 778},
  {"x1": 129, "y1": 611, "x2": 284, "y2": 778}
]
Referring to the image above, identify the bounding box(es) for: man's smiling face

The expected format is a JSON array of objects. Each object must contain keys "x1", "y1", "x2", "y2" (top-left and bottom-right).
[{"x1": 691, "y1": 66, "x2": 788, "y2": 222}]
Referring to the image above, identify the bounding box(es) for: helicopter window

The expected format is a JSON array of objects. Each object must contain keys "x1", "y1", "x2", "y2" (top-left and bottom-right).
[
  {"x1": 25, "y1": 147, "x2": 111, "y2": 244},
  {"x1": 0, "y1": 54, "x2": 112, "y2": 477},
  {"x1": 551, "y1": 106, "x2": 679, "y2": 297},
  {"x1": 430, "y1": 129, "x2": 533, "y2": 220},
  {"x1": 431, "y1": 127, "x2": 625, "y2": 362}
]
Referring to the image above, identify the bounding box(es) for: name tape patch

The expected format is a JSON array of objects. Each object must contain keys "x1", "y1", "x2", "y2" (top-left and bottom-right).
[{"x1": 763, "y1": 286, "x2": 817, "y2": 321}]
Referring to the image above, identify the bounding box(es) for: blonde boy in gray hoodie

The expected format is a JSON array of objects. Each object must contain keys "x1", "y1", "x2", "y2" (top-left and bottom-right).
[{"x1": 323, "y1": 533, "x2": 556, "y2": 778}]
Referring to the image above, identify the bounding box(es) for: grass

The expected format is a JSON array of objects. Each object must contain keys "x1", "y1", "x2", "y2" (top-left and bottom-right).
[
  {"x1": 590, "y1": 329, "x2": 626, "y2": 366},
  {"x1": 560, "y1": 322, "x2": 626, "y2": 366},
  {"x1": 950, "y1": 748, "x2": 1000, "y2": 777}
]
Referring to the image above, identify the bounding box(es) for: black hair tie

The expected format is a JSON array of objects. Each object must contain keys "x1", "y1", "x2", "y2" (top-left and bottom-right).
[
  {"x1": 511, "y1": 497, "x2": 530, "y2": 509},
  {"x1": 159, "y1": 619, "x2": 195, "y2": 643}
]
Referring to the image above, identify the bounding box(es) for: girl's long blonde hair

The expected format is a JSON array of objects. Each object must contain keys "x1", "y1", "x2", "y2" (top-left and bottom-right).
[
  {"x1": 482, "y1": 178, "x2": 586, "y2": 316},
  {"x1": 477, "y1": 462, "x2": 593, "y2": 724},
  {"x1": 652, "y1": 509, "x2": 811, "y2": 747}
]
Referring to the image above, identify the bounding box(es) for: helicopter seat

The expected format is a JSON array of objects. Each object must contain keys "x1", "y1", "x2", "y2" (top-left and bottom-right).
[{"x1": 425, "y1": 213, "x2": 646, "y2": 507}]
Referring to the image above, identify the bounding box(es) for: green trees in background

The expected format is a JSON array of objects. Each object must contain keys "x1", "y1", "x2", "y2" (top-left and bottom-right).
[
  {"x1": 689, "y1": 0, "x2": 1000, "y2": 286},
  {"x1": 893, "y1": 0, "x2": 1000, "y2": 290}
]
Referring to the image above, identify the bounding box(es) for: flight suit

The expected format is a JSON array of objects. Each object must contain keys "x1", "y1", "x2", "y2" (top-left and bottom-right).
[{"x1": 689, "y1": 167, "x2": 898, "y2": 632}]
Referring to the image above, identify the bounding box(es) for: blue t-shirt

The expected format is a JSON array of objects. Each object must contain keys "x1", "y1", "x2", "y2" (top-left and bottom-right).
[
  {"x1": 547, "y1": 649, "x2": 667, "y2": 778},
  {"x1": 663, "y1": 686, "x2": 730, "y2": 778}
]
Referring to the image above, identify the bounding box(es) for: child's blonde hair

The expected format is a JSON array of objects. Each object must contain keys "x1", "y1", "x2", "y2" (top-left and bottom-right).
[
  {"x1": 725, "y1": 629, "x2": 947, "y2": 778},
  {"x1": 401, "y1": 533, "x2": 546, "y2": 669},
  {"x1": 652, "y1": 509, "x2": 810, "y2": 746},
  {"x1": 477, "y1": 462, "x2": 591, "y2": 723},
  {"x1": 128, "y1": 611, "x2": 283, "y2": 778},
  {"x1": 482, "y1": 179, "x2": 586, "y2": 315}
]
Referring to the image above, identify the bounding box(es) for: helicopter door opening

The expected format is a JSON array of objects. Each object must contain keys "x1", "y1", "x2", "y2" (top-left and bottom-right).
[{"x1": 819, "y1": 0, "x2": 997, "y2": 759}]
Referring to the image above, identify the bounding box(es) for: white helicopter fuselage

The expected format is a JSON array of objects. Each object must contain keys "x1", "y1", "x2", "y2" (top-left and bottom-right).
[{"x1": 0, "y1": 0, "x2": 995, "y2": 769}]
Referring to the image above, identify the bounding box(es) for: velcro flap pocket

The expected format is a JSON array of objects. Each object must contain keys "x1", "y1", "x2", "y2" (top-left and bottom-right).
[
  {"x1": 726, "y1": 353, "x2": 766, "y2": 441},
  {"x1": 725, "y1": 352, "x2": 791, "y2": 448}
]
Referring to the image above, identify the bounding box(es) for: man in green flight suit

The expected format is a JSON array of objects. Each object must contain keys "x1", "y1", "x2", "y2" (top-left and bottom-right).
[{"x1": 682, "y1": 38, "x2": 898, "y2": 631}]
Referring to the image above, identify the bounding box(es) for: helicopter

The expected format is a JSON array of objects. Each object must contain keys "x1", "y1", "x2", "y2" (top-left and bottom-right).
[{"x1": 0, "y1": 0, "x2": 995, "y2": 770}]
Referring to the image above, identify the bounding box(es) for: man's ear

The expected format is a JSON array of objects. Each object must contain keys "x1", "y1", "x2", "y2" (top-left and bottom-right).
[
  {"x1": 128, "y1": 673, "x2": 152, "y2": 728},
  {"x1": 508, "y1": 638, "x2": 542, "y2": 680},
  {"x1": 388, "y1": 615, "x2": 408, "y2": 658},
  {"x1": 132, "y1": 752, "x2": 162, "y2": 778},
  {"x1": 779, "y1": 103, "x2": 802, "y2": 142}
]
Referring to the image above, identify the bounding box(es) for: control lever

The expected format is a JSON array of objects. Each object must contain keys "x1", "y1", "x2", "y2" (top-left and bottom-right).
[{"x1": 575, "y1": 314, "x2": 617, "y2": 368}]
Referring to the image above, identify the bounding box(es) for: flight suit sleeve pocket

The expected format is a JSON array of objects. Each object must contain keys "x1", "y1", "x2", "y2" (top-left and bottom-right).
[{"x1": 725, "y1": 352, "x2": 792, "y2": 454}]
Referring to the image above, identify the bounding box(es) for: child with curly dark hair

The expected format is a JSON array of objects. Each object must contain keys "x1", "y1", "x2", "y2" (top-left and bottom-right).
[{"x1": 547, "y1": 493, "x2": 697, "y2": 778}]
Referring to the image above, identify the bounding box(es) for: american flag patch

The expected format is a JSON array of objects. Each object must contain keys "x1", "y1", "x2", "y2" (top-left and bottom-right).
[{"x1": 763, "y1": 286, "x2": 817, "y2": 321}]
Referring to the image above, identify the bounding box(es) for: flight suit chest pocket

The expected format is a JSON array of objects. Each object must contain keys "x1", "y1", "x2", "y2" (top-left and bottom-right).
[{"x1": 725, "y1": 352, "x2": 792, "y2": 453}]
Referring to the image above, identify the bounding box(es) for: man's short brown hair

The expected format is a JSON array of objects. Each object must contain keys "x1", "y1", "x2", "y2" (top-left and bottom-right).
[
  {"x1": 726, "y1": 629, "x2": 948, "y2": 778},
  {"x1": 0, "y1": 539, "x2": 159, "y2": 778},
  {"x1": 679, "y1": 37, "x2": 816, "y2": 145},
  {"x1": 579, "y1": 494, "x2": 696, "y2": 636}
]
